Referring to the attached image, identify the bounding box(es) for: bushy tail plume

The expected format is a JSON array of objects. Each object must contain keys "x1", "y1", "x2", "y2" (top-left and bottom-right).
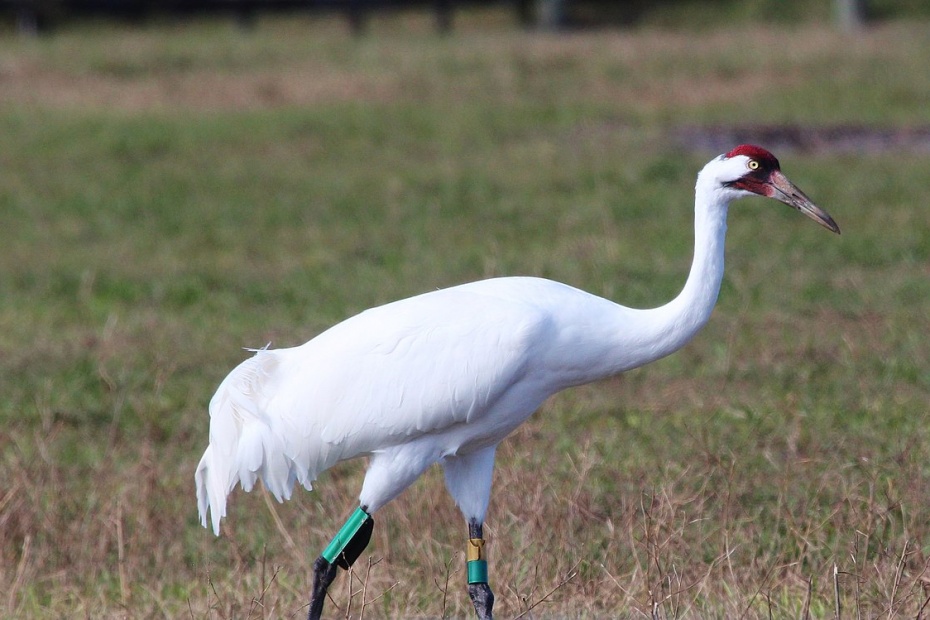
[{"x1": 194, "y1": 350, "x2": 297, "y2": 535}]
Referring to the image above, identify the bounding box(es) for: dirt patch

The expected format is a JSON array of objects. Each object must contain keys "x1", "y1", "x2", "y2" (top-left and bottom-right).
[
  {"x1": 676, "y1": 124, "x2": 930, "y2": 154},
  {"x1": 0, "y1": 61, "x2": 399, "y2": 111}
]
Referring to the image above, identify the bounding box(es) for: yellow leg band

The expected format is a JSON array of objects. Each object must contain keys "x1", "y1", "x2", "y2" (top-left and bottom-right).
[{"x1": 466, "y1": 538, "x2": 486, "y2": 562}]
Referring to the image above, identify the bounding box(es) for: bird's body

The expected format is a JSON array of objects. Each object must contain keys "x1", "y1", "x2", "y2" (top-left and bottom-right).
[
  {"x1": 196, "y1": 145, "x2": 839, "y2": 620},
  {"x1": 198, "y1": 273, "x2": 711, "y2": 530}
]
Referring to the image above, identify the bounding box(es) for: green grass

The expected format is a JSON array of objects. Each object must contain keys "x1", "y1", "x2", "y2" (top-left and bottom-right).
[{"x1": 2, "y1": 9, "x2": 930, "y2": 619}]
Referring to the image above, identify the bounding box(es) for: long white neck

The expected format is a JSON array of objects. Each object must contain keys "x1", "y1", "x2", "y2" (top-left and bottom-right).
[
  {"x1": 574, "y1": 168, "x2": 731, "y2": 381},
  {"x1": 645, "y1": 172, "x2": 729, "y2": 359}
]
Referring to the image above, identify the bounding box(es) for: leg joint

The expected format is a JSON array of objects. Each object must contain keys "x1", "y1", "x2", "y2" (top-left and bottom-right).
[
  {"x1": 322, "y1": 507, "x2": 373, "y2": 569},
  {"x1": 466, "y1": 537, "x2": 488, "y2": 584},
  {"x1": 466, "y1": 537, "x2": 486, "y2": 561}
]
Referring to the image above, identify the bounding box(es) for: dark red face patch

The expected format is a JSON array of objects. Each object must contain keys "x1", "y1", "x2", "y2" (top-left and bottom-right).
[
  {"x1": 723, "y1": 145, "x2": 780, "y2": 196},
  {"x1": 725, "y1": 144, "x2": 781, "y2": 171}
]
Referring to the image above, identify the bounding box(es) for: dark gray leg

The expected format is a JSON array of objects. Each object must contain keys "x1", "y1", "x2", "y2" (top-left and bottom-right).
[
  {"x1": 467, "y1": 521, "x2": 494, "y2": 620},
  {"x1": 307, "y1": 556, "x2": 338, "y2": 620},
  {"x1": 307, "y1": 507, "x2": 374, "y2": 620}
]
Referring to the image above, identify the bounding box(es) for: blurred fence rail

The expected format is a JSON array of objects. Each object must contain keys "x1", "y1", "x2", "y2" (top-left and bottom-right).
[
  {"x1": 4, "y1": 0, "x2": 549, "y2": 33},
  {"x1": 0, "y1": 0, "x2": 882, "y2": 37}
]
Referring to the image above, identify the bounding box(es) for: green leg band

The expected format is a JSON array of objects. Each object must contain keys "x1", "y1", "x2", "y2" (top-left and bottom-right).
[
  {"x1": 322, "y1": 507, "x2": 371, "y2": 564},
  {"x1": 467, "y1": 560, "x2": 488, "y2": 584}
]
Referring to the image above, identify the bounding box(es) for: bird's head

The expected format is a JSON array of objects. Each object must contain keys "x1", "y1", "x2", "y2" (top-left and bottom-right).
[{"x1": 710, "y1": 144, "x2": 840, "y2": 234}]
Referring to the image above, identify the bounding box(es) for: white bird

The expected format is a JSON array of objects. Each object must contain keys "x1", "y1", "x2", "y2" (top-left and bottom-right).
[{"x1": 196, "y1": 145, "x2": 839, "y2": 620}]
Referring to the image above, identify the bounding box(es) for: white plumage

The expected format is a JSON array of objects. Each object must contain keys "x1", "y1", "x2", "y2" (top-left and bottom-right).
[
  {"x1": 195, "y1": 145, "x2": 838, "y2": 620},
  {"x1": 195, "y1": 275, "x2": 698, "y2": 533}
]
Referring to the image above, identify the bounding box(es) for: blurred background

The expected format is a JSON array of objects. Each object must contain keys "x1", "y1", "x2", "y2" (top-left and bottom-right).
[
  {"x1": 4, "y1": 0, "x2": 930, "y2": 33},
  {"x1": 1, "y1": 1, "x2": 929, "y2": 618}
]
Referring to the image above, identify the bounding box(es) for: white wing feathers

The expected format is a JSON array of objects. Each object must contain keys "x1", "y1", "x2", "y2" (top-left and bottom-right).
[
  {"x1": 196, "y1": 282, "x2": 554, "y2": 535},
  {"x1": 195, "y1": 351, "x2": 295, "y2": 535}
]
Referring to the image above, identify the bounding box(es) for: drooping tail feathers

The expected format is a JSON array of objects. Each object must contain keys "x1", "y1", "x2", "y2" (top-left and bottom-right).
[{"x1": 195, "y1": 349, "x2": 302, "y2": 535}]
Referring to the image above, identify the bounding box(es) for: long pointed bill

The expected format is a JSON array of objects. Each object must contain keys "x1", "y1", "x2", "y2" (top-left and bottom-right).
[{"x1": 767, "y1": 170, "x2": 840, "y2": 234}]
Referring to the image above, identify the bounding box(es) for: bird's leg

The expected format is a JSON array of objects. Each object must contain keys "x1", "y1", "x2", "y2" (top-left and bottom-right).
[
  {"x1": 307, "y1": 556, "x2": 338, "y2": 620},
  {"x1": 307, "y1": 506, "x2": 374, "y2": 620},
  {"x1": 466, "y1": 521, "x2": 494, "y2": 620}
]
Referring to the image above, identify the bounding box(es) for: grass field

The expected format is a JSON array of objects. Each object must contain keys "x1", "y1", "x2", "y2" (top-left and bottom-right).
[{"x1": 2, "y1": 8, "x2": 930, "y2": 619}]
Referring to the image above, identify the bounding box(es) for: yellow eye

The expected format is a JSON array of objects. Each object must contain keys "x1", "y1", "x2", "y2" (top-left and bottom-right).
[{"x1": 748, "y1": 160, "x2": 760, "y2": 170}]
